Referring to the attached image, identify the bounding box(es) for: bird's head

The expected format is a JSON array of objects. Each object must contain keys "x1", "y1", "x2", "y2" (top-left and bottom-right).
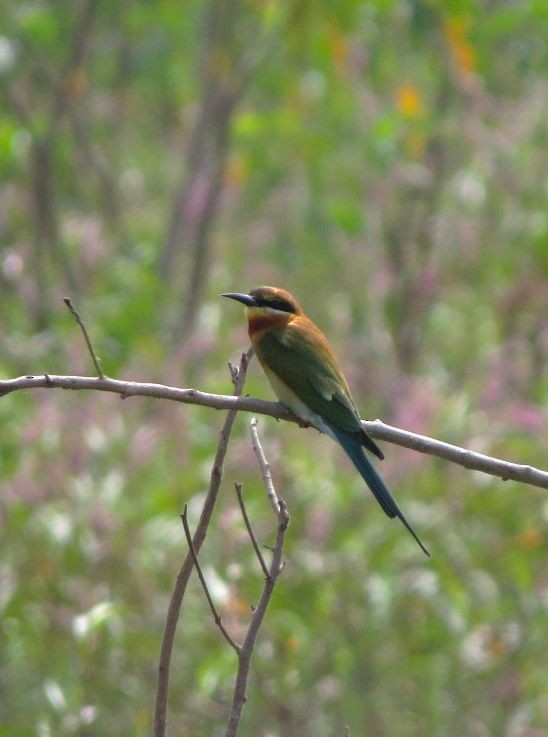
[{"x1": 222, "y1": 286, "x2": 303, "y2": 325}]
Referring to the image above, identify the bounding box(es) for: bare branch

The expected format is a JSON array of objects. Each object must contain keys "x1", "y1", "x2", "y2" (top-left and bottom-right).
[
  {"x1": 153, "y1": 349, "x2": 252, "y2": 737},
  {"x1": 0, "y1": 372, "x2": 546, "y2": 490},
  {"x1": 225, "y1": 432, "x2": 290, "y2": 737},
  {"x1": 364, "y1": 419, "x2": 548, "y2": 489},
  {"x1": 63, "y1": 297, "x2": 104, "y2": 378},
  {"x1": 180, "y1": 505, "x2": 240, "y2": 654},
  {"x1": 249, "y1": 417, "x2": 279, "y2": 514},
  {"x1": 235, "y1": 483, "x2": 270, "y2": 580}
]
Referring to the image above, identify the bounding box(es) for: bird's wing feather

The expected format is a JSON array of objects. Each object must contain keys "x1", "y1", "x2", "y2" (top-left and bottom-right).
[{"x1": 254, "y1": 319, "x2": 364, "y2": 433}]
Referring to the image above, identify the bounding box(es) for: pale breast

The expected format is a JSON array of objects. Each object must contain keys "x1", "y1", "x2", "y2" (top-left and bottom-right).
[{"x1": 260, "y1": 362, "x2": 338, "y2": 442}]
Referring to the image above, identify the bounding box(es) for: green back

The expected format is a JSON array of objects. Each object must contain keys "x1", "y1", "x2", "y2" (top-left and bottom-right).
[{"x1": 255, "y1": 326, "x2": 363, "y2": 433}]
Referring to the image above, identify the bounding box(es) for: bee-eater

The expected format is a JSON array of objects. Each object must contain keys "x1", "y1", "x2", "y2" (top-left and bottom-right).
[{"x1": 223, "y1": 286, "x2": 429, "y2": 556}]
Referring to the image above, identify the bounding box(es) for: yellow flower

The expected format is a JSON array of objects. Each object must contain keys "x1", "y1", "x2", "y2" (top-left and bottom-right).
[{"x1": 395, "y1": 84, "x2": 424, "y2": 119}]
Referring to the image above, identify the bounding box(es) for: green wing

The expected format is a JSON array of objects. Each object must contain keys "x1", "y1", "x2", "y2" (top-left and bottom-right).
[{"x1": 255, "y1": 323, "x2": 363, "y2": 433}]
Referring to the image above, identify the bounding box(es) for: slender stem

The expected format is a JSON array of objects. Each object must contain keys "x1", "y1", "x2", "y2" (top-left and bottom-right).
[
  {"x1": 249, "y1": 417, "x2": 279, "y2": 513},
  {"x1": 180, "y1": 505, "x2": 240, "y2": 654},
  {"x1": 224, "y1": 490, "x2": 289, "y2": 737},
  {"x1": 63, "y1": 297, "x2": 104, "y2": 378},
  {"x1": 235, "y1": 483, "x2": 270, "y2": 580}
]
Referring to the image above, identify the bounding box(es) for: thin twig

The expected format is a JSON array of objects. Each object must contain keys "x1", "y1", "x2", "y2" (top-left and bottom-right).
[
  {"x1": 153, "y1": 348, "x2": 253, "y2": 737},
  {"x1": 224, "y1": 452, "x2": 290, "y2": 737},
  {"x1": 63, "y1": 297, "x2": 104, "y2": 378},
  {"x1": 249, "y1": 417, "x2": 279, "y2": 513},
  {"x1": 235, "y1": 483, "x2": 270, "y2": 580},
  {"x1": 0, "y1": 373, "x2": 546, "y2": 490},
  {"x1": 180, "y1": 505, "x2": 240, "y2": 654}
]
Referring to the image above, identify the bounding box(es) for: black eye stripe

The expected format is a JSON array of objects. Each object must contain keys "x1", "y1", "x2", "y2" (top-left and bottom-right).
[{"x1": 255, "y1": 298, "x2": 294, "y2": 313}]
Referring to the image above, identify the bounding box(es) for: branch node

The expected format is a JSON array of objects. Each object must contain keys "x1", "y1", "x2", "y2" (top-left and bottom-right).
[
  {"x1": 276, "y1": 499, "x2": 290, "y2": 536},
  {"x1": 228, "y1": 364, "x2": 239, "y2": 387},
  {"x1": 228, "y1": 348, "x2": 254, "y2": 387}
]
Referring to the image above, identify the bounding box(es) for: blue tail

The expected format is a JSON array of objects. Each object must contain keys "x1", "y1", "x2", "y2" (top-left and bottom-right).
[{"x1": 334, "y1": 430, "x2": 429, "y2": 556}]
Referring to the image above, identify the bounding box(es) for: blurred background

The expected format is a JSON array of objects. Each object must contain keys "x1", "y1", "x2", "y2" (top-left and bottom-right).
[{"x1": 1, "y1": 1, "x2": 547, "y2": 735}]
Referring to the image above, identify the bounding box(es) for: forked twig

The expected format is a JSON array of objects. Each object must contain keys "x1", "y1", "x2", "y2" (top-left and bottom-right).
[
  {"x1": 63, "y1": 297, "x2": 104, "y2": 378},
  {"x1": 225, "y1": 497, "x2": 289, "y2": 737},
  {"x1": 224, "y1": 419, "x2": 290, "y2": 737}
]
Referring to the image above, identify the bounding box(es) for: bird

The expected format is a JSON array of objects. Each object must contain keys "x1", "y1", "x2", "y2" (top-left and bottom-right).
[{"x1": 222, "y1": 286, "x2": 429, "y2": 556}]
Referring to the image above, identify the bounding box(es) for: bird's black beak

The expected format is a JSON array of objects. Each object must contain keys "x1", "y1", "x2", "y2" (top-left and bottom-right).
[{"x1": 221, "y1": 292, "x2": 257, "y2": 307}]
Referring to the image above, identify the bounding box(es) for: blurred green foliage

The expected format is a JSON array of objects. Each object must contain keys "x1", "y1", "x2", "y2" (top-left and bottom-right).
[{"x1": 1, "y1": 1, "x2": 547, "y2": 735}]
